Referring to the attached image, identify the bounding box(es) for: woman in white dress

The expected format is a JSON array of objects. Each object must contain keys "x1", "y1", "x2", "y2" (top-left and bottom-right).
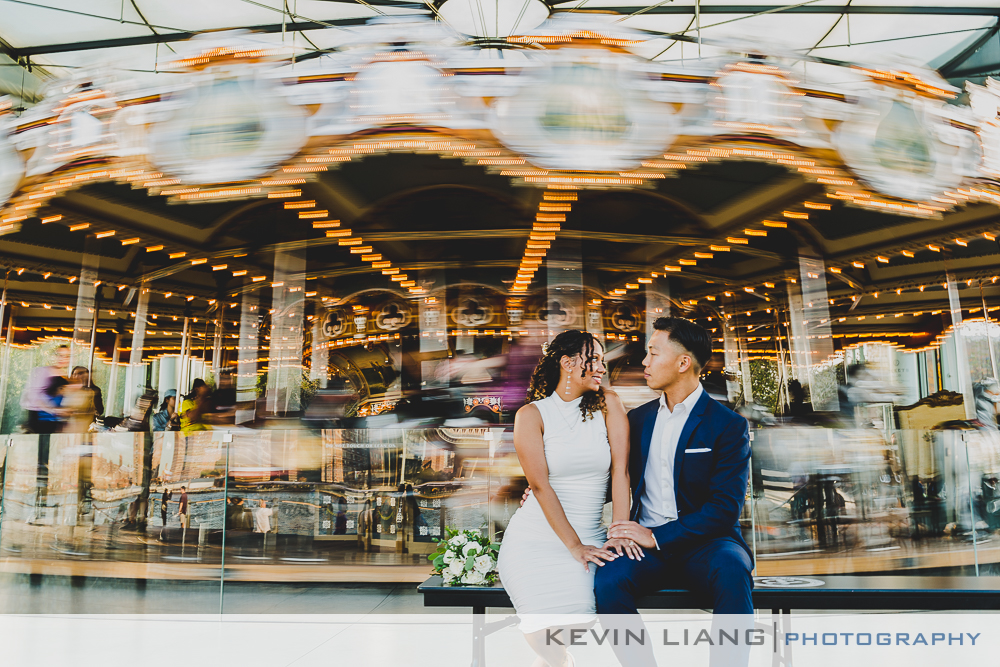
[{"x1": 498, "y1": 330, "x2": 640, "y2": 667}]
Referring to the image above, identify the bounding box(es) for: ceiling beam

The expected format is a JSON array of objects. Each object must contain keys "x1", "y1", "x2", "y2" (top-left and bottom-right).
[
  {"x1": 551, "y1": 5, "x2": 1000, "y2": 17},
  {"x1": 939, "y1": 19, "x2": 1000, "y2": 77},
  {"x1": 7, "y1": 17, "x2": 380, "y2": 57},
  {"x1": 9, "y1": 6, "x2": 1000, "y2": 58}
]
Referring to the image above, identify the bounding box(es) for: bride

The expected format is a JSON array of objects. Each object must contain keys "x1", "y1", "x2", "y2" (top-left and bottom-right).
[{"x1": 498, "y1": 330, "x2": 640, "y2": 667}]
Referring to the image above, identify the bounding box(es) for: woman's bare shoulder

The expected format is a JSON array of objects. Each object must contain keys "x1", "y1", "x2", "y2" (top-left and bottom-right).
[{"x1": 515, "y1": 402, "x2": 542, "y2": 422}]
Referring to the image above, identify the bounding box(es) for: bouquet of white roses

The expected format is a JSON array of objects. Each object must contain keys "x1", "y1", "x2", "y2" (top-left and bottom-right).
[{"x1": 428, "y1": 527, "x2": 500, "y2": 586}]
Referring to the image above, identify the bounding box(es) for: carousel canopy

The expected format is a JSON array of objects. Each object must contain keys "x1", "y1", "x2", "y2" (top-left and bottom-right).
[
  {"x1": 3, "y1": 1, "x2": 1000, "y2": 106},
  {"x1": 1, "y1": 6, "x2": 1000, "y2": 366}
]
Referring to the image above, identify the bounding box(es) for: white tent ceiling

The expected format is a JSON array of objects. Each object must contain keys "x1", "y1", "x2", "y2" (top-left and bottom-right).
[{"x1": 1, "y1": 1, "x2": 998, "y2": 105}]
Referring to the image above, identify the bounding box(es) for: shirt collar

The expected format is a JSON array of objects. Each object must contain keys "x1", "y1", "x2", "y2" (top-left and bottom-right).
[{"x1": 658, "y1": 383, "x2": 703, "y2": 414}]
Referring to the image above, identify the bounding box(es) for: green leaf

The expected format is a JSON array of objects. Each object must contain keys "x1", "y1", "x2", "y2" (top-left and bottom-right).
[
  {"x1": 432, "y1": 555, "x2": 444, "y2": 569},
  {"x1": 464, "y1": 556, "x2": 475, "y2": 572}
]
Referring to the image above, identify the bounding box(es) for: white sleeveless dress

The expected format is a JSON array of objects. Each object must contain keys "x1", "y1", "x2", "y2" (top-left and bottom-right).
[{"x1": 498, "y1": 393, "x2": 611, "y2": 633}]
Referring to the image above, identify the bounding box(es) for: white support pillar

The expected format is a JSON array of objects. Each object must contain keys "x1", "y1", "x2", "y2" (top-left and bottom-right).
[
  {"x1": 71, "y1": 251, "x2": 99, "y2": 371},
  {"x1": 107, "y1": 331, "x2": 122, "y2": 417},
  {"x1": 545, "y1": 237, "x2": 583, "y2": 339},
  {"x1": 125, "y1": 286, "x2": 150, "y2": 412},
  {"x1": 0, "y1": 305, "x2": 14, "y2": 432},
  {"x1": 309, "y1": 296, "x2": 328, "y2": 389},
  {"x1": 266, "y1": 250, "x2": 306, "y2": 415},
  {"x1": 644, "y1": 283, "x2": 670, "y2": 346},
  {"x1": 212, "y1": 305, "x2": 223, "y2": 384},
  {"x1": 787, "y1": 256, "x2": 839, "y2": 411},
  {"x1": 177, "y1": 316, "x2": 190, "y2": 397},
  {"x1": 947, "y1": 271, "x2": 977, "y2": 420},
  {"x1": 236, "y1": 288, "x2": 260, "y2": 424}
]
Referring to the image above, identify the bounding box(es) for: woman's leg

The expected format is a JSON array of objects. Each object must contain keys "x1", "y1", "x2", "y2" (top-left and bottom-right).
[
  {"x1": 523, "y1": 621, "x2": 591, "y2": 667},
  {"x1": 524, "y1": 627, "x2": 575, "y2": 667}
]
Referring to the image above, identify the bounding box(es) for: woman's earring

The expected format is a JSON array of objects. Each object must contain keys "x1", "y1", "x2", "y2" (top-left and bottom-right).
[{"x1": 565, "y1": 375, "x2": 571, "y2": 395}]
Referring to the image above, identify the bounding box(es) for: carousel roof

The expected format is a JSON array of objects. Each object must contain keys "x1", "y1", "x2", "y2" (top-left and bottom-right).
[
  {"x1": 1, "y1": 5, "x2": 1000, "y2": 363},
  {"x1": 3, "y1": 1, "x2": 999, "y2": 105}
]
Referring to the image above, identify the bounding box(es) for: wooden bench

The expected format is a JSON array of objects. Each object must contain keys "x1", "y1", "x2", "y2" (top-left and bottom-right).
[{"x1": 418, "y1": 574, "x2": 1000, "y2": 667}]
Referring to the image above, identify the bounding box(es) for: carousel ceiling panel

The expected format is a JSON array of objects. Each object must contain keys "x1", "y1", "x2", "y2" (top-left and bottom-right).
[
  {"x1": 75, "y1": 182, "x2": 237, "y2": 229},
  {"x1": 137, "y1": 0, "x2": 305, "y2": 31},
  {"x1": 330, "y1": 154, "x2": 521, "y2": 208},
  {"x1": 0, "y1": 217, "x2": 129, "y2": 257},
  {"x1": 808, "y1": 15, "x2": 995, "y2": 64},
  {"x1": 0, "y1": 1, "x2": 152, "y2": 49},
  {"x1": 808, "y1": 204, "x2": 922, "y2": 241},
  {"x1": 652, "y1": 162, "x2": 791, "y2": 214},
  {"x1": 355, "y1": 179, "x2": 528, "y2": 230}
]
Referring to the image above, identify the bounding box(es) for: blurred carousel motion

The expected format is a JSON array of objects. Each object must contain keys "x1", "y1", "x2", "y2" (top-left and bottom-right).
[{"x1": 1, "y1": 12, "x2": 1000, "y2": 586}]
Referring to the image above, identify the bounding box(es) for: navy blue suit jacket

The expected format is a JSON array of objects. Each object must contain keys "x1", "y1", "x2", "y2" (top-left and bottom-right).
[{"x1": 628, "y1": 388, "x2": 752, "y2": 559}]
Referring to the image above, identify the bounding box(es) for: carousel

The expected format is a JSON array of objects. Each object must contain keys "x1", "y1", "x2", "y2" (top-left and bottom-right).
[{"x1": 1, "y1": 7, "x2": 1000, "y2": 582}]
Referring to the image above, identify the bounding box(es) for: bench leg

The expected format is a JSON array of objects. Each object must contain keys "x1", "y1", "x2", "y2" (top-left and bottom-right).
[
  {"x1": 771, "y1": 609, "x2": 793, "y2": 667},
  {"x1": 472, "y1": 605, "x2": 486, "y2": 667}
]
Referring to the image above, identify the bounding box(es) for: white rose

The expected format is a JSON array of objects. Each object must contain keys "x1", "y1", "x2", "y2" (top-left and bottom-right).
[
  {"x1": 474, "y1": 555, "x2": 494, "y2": 573},
  {"x1": 461, "y1": 570, "x2": 486, "y2": 585},
  {"x1": 447, "y1": 559, "x2": 465, "y2": 577},
  {"x1": 449, "y1": 534, "x2": 468, "y2": 547},
  {"x1": 462, "y1": 541, "x2": 481, "y2": 557},
  {"x1": 442, "y1": 550, "x2": 455, "y2": 564},
  {"x1": 443, "y1": 571, "x2": 457, "y2": 584}
]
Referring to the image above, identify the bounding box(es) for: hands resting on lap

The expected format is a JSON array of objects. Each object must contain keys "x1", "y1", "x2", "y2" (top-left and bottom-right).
[{"x1": 520, "y1": 488, "x2": 646, "y2": 563}]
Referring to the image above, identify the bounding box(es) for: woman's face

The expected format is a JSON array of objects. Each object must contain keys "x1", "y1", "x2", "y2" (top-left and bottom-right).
[{"x1": 564, "y1": 340, "x2": 606, "y2": 393}]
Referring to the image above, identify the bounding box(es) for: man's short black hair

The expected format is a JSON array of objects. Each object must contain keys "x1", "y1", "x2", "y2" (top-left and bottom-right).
[{"x1": 652, "y1": 316, "x2": 712, "y2": 370}]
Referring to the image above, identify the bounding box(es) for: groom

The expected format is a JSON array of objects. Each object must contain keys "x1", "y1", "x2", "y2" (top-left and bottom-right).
[{"x1": 598, "y1": 316, "x2": 753, "y2": 666}]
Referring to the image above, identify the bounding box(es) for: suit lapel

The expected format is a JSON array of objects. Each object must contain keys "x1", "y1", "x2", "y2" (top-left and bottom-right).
[
  {"x1": 672, "y1": 389, "x2": 710, "y2": 491},
  {"x1": 631, "y1": 401, "x2": 659, "y2": 520}
]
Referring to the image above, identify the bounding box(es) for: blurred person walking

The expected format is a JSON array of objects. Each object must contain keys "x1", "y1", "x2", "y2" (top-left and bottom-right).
[
  {"x1": 20, "y1": 345, "x2": 70, "y2": 433},
  {"x1": 69, "y1": 366, "x2": 104, "y2": 418},
  {"x1": 160, "y1": 487, "x2": 172, "y2": 528},
  {"x1": 180, "y1": 379, "x2": 212, "y2": 434},
  {"x1": 177, "y1": 486, "x2": 189, "y2": 529},
  {"x1": 63, "y1": 366, "x2": 96, "y2": 433},
  {"x1": 151, "y1": 389, "x2": 178, "y2": 432}
]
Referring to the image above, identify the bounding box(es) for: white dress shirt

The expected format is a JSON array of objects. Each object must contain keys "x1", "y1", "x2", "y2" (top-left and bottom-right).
[{"x1": 638, "y1": 383, "x2": 703, "y2": 529}]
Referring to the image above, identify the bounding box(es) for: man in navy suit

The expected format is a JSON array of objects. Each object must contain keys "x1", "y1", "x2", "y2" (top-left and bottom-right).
[{"x1": 598, "y1": 316, "x2": 752, "y2": 666}]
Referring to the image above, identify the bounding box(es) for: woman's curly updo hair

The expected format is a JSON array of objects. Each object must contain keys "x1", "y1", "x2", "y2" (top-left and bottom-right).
[{"x1": 526, "y1": 330, "x2": 606, "y2": 421}]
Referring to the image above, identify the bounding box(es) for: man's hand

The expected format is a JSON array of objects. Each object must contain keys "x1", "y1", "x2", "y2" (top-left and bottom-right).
[
  {"x1": 520, "y1": 486, "x2": 531, "y2": 507},
  {"x1": 607, "y1": 521, "x2": 657, "y2": 550},
  {"x1": 604, "y1": 537, "x2": 644, "y2": 561}
]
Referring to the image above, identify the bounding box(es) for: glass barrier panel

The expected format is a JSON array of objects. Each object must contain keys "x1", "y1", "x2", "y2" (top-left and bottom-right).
[
  {"x1": 0, "y1": 432, "x2": 224, "y2": 612},
  {"x1": 218, "y1": 427, "x2": 501, "y2": 608},
  {"x1": 748, "y1": 428, "x2": 1000, "y2": 577}
]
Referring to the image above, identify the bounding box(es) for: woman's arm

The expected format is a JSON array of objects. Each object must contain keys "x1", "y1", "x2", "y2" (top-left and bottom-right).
[
  {"x1": 604, "y1": 390, "x2": 631, "y2": 523},
  {"x1": 513, "y1": 404, "x2": 617, "y2": 570},
  {"x1": 604, "y1": 390, "x2": 643, "y2": 559}
]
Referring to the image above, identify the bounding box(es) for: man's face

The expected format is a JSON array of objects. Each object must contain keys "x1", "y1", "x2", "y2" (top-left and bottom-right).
[
  {"x1": 642, "y1": 330, "x2": 694, "y2": 393},
  {"x1": 54, "y1": 348, "x2": 70, "y2": 371}
]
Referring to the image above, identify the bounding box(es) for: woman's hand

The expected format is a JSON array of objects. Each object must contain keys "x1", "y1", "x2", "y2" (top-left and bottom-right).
[
  {"x1": 569, "y1": 543, "x2": 618, "y2": 571},
  {"x1": 607, "y1": 521, "x2": 657, "y2": 550},
  {"x1": 604, "y1": 537, "x2": 644, "y2": 561}
]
